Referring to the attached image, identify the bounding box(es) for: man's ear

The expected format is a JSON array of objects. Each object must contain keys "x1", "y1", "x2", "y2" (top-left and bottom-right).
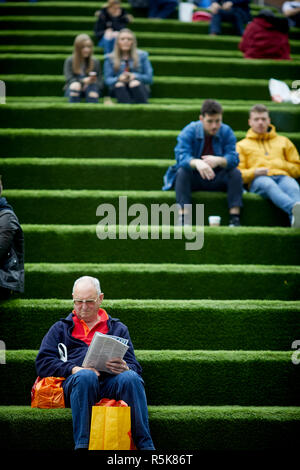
[{"x1": 199, "y1": 114, "x2": 203, "y2": 122}]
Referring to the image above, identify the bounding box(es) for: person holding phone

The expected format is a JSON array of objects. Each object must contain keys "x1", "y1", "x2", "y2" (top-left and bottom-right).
[
  {"x1": 64, "y1": 34, "x2": 103, "y2": 103},
  {"x1": 103, "y1": 28, "x2": 153, "y2": 104}
]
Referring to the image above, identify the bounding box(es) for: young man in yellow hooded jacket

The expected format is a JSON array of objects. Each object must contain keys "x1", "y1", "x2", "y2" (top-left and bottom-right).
[{"x1": 237, "y1": 104, "x2": 300, "y2": 227}]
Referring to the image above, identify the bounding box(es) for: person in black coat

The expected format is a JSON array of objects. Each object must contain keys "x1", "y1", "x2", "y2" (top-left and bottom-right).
[
  {"x1": 0, "y1": 176, "x2": 24, "y2": 299},
  {"x1": 94, "y1": 0, "x2": 133, "y2": 53}
]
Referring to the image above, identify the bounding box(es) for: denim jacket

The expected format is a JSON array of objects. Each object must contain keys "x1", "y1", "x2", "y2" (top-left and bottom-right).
[
  {"x1": 162, "y1": 120, "x2": 239, "y2": 191},
  {"x1": 104, "y1": 49, "x2": 153, "y2": 87}
]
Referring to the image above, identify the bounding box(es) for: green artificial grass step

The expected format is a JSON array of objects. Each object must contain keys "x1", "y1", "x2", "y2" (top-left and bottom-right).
[
  {"x1": 1, "y1": 74, "x2": 277, "y2": 99},
  {"x1": 1, "y1": 128, "x2": 300, "y2": 157},
  {"x1": 2, "y1": 53, "x2": 300, "y2": 80},
  {"x1": 20, "y1": 224, "x2": 300, "y2": 264},
  {"x1": 20, "y1": 262, "x2": 300, "y2": 300},
  {"x1": 0, "y1": 405, "x2": 299, "y2": 451},
  {"x1": 0, "y1": 350, "x2": 298, "y2": 407},
  {"x1": 2, "y1": 44, "x2": 300, "y2": 60},
  {"x1": 1, "y1": 157, "x2": 171, "y2": 190},
  {"x1": 1, "y1": 298, "x2": 299, "y2": 351},
  {"x1": 2, "y1": 103, "x2": 300, "y2": 132},
  {"x1": 1, "y1": 30, "x2": 300, "y2": 54},
  {"x1": 3, "y1": 189, "x2": 292, "y2": 226},
  {"x1": 2, "y1": 14, "x2": 298, "y2": 39},
  {"x1": 4, "y1": 96, "x2": 295, "y2": 107}
]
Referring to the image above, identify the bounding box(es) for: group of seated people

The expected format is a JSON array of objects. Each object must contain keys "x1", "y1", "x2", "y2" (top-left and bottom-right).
[
  {"x1": 64, "y1": 28, "x2": 152, "y2": 104},
  {"x1": 63, "y1": 0, "x2": 298, "y2": 106}
]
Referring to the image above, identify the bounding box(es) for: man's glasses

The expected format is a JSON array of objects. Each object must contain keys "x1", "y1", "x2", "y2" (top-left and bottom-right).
[{"x1": 73, "y1": 298, "x2": 98, "y2": 307}]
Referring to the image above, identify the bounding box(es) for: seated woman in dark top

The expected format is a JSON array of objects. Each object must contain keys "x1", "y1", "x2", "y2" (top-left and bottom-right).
[
  {"x1": 103, "y1": 28, "x2": 153, "y2": 104},
  {"x1": 63, "y1": 34, "x2": 103, "y2": 103},
  {"x1": 94, "y1": 0, "x2": 133, "y2": 54}
]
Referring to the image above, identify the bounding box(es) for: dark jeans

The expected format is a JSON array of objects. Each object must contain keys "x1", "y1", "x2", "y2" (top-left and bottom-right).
[
  {"x1": 175, "y1": 166, "x2": 243, "y2": 209},
  {"x1": 210, "y1": 8, "x2": 249, "y2": 35},
  {"x1": 65, "y1": 83, "x2": 100, "y2": 103},
  {"x1": 148, "y1": 0, "x2": 178, "y2": 18},
  {"x1": 113, "y1": 82, "x2": 149, "y2": 104}
]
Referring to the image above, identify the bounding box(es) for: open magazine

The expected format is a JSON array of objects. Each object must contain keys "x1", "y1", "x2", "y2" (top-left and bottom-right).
[{"x1": 82, "y1": 332, "x2": 129, "y2": 374}]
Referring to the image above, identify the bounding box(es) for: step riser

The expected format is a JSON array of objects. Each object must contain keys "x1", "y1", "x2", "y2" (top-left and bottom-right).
[
  {"x1": 1, "y1": 300, "x2": 299, "y2": 351},
  {"x1": 4, "y1": 191, "x2": 290, "y2": 227},
  {"x1": 2, "y1": 132, "x2": 300, "y2": 156},
  {"x1": 2, "y1": 106, "x2": 300, "y2": 133},
  {"x1": 0, "y1": 406, "x2": 299, "y2": 451},
  {"x1": 2, "y1": 56, "x2": 299, "y2": 80},
  {"x1": 21, "y1": 227, "x2": 299, "y2": 265},
  {"x1": 1, "y1": 354, "x2": 298, "y2": 407},
  {"x1": 2, "y1": 77, "x2": 272, "y2": 99},
  {"x1": 1, "y1": 34, "x2": 299, "y2": 53},
  {"x1": 21, "y1": 265, "x2": 300, "y2": 300}
]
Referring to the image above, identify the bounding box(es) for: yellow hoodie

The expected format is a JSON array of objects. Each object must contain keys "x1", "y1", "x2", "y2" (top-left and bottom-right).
[{"x1": 237, "y1": 124, "x2": 300, "y2": 186}]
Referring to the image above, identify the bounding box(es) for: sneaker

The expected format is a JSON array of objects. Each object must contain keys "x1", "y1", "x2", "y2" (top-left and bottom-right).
[
  {"x1": 176, "y1": 212, "x2": 192, "y2": 226},
  {"x1": 291, "y1": 202, "x2": 300, "y2": 228},
  {"x1": 228, "y1": 215, "x2": 241, "y2": 227}
]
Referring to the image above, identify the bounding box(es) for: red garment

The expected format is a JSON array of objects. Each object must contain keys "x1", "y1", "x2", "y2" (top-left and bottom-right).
[
  {"x1": 239, "y1": 17, "x2": 291, "y2": 60},
  {"x1": 72, "y1": 308, "x2": 109, "y2": 345}
]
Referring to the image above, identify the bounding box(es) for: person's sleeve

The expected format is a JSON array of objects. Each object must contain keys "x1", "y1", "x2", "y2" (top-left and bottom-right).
[
  {"x1": 35, "y1": 324, "x2": 78, "y2": 379},
  {"x1": 103, "y1": 55, "x2": 118, "y2": 86},
  {"x1": 0, "y1": 213, "x2": 18, "y2": 263},
  {"x1": 236, "y1": 141, "x2": 256, "y2": 184},
  {"x1": 133, "y1": 52, "x2": 153, "y2": 85},
  {"x1": 174, "y1": 123, "x2": 197, "y2": 170},
  {"x1": 94, "y1": 12, "x2": 107, "y2": 41},
  {"x1": 222, "y1": 127, "x2": 239, "y2": 169},
  {"x1": 118, "y1": 324, "x2": 143, "y2": 376},
  {"x1": 93, "y1": 59, "x2": 104, "y2": 90},
  {"x1": 284, "y1": 138, "x2": 300, "y2": 178},
  {"x1": 63, "y1": 57, "x2": 76, "y2": 85}
]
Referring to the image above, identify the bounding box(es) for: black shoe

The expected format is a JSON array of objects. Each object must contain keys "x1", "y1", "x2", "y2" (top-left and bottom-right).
[{"x1": 229, "y1": 215, "x2": 241, "y2": 227}]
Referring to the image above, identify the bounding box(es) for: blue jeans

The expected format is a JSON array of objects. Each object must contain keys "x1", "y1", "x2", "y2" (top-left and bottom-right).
[
  {"x1": 63, "y1": 369, "x2": 155, "y2": 450},
  {"x1": 98, "y1": 36, "x2": 116, "y2": 54},
  {"x1": 209, "y1": 8, "x2": 249, "y2": 35},
  {"x1": 250, "y1": 175, "x2": 300, "y2": 222}
]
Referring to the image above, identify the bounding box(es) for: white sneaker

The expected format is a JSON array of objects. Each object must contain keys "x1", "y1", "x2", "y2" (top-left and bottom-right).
[{"x1": 291, "y1": 202, "x2": 300, "y2": 228}]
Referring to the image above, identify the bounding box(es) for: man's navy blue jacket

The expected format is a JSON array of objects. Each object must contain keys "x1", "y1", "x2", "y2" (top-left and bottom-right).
[{"x1": 35, "y1": 312, "x2": 142, "y2": 379}]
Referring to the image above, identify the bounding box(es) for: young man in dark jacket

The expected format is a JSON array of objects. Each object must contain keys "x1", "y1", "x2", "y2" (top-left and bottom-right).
[
  {"x1": 35, "y1": 275, "x2": 155, "y2": 451},
  {"x1": 0, "y1": 176, "x2": 24, "y2": 299},
  {"x1": 162, "y1": 99, "x2": 243, "y2": 227}
]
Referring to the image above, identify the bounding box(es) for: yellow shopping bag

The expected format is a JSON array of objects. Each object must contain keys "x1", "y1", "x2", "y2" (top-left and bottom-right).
[{"x1": 88, "y1": 399, "x2": 136, "y2": 450}]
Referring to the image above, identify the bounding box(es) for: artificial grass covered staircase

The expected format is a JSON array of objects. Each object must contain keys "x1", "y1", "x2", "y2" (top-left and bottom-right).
[{"x1": 0, "y1": 0, "x2": 300, "y2": 452}]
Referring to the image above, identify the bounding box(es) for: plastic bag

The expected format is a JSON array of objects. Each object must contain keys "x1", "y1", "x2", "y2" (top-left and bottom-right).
[
  {"x1": 192, "y1": 11, "x2": 212, "y2": 22},
  {"x1": 31, "y1": 376, "x2": 65, "y2": 408},
  {"x1": 89, "y1": 399, "x2": 136, "y2": 450},
  {"x1": 269, "y1": 78, "x2": 300, "y2": 104}
]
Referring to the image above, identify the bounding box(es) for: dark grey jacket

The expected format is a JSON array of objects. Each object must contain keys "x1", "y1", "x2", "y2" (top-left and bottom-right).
[{"x1": 0, "y1": 199, "x2": 24, "y2": 293}]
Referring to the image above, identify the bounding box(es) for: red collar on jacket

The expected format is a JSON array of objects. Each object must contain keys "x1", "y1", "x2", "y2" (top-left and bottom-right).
[{"x1": 71, "y1": 308, "x2": 109, "y2": 345}]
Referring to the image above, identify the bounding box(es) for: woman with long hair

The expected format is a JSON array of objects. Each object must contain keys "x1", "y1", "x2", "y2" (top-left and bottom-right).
[
  {"x1": 103, "y1": 28, "x2": 153, "y2": 104},
  {"x1": 63, "y1": 34, "x2": 103, "y2": 103},
  {"x1": 94, "y1": 0, "x2": 133, "y2": 54}
]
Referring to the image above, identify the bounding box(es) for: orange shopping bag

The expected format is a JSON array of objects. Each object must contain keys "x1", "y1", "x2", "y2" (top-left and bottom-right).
[
  {"x1": 88, "y1": 398, "x2": 136, "y2": 450},
  {"x1": 31, "y1": 376, "x2": 65, "y2": 408}
]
